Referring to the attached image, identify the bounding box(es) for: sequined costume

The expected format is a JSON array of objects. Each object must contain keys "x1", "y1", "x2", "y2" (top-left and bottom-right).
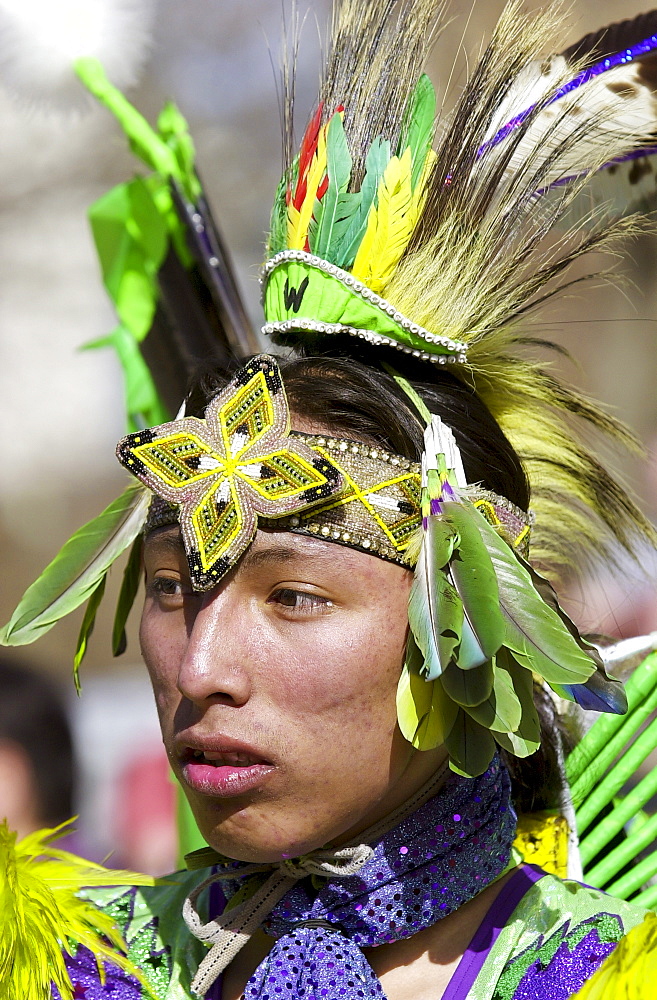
[
  {"x1": 51, "y1": 860, "x2": 648, "y2": 999},
  {"x1": 44, "y1": 757, "x2": 649, "y2": 999}
]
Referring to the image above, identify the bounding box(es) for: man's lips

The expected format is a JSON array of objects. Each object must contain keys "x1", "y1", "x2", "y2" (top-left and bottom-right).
[{"x1": 175, "y1": 734, "x2": 276, "y2": 798}]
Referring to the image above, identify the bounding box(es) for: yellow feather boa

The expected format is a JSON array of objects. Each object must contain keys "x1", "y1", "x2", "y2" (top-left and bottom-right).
[{"x1": 0, "y1": 819, "x2": 156, "y2": 1000}]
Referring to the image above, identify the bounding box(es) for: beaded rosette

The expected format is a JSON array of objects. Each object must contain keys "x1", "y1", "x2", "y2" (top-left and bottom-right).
[{"x1": 116, "y1": 355, "x2": 345, "y2": 589}]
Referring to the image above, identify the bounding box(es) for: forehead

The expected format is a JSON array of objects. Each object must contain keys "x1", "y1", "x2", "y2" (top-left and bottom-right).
[{"x1": 143, "y1": 524, "x2": 404, "y2": 580}]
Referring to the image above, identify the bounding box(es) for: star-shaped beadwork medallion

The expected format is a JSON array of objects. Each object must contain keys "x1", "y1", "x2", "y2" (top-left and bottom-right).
[{"x1": 116, "y1": 355, "x2": 344, "y2": 589}]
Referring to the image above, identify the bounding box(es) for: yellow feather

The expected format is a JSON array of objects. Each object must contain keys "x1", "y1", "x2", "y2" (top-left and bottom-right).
[
  {"x1": 573, "y1": 912, "x2": 657, "y2": 999},
  {"x1": 287, "y1": 124, "x2": 328, "y2": 250},
  {"x1": 351, "y1": 146, "x2": 435, "y2": 294},
  {"x1": 0, "y1": 820, "x2": 156, "y2": 1000}
]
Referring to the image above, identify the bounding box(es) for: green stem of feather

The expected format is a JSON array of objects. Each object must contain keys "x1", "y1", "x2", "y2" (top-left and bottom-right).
[
  {"x1": 381, "y1": 364, "x2": 432, "y2": 425},
  {"x1": 73, "y1": 574, "x2": 108, "y2": 692}
]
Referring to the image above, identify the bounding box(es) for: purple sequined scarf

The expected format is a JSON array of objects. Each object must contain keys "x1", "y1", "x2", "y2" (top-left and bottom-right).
[{"x1": 210, "y1": 754, "x2": 515, "y2": 999}]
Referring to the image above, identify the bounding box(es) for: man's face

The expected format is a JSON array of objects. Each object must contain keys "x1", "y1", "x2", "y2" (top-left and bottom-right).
[{"x1": 140, "y1": 525, "x2": 445, "y2": 862}]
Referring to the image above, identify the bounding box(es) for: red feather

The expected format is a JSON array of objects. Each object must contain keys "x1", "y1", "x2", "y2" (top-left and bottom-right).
[
  {"x1": 293, "y1": 102, "x2": 324, "y2": 210},
  {"x1": 316, "y1": 174, "x2": 330, "y2": 200}
]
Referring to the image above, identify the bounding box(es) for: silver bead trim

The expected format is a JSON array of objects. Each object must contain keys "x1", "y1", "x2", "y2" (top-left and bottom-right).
[{"x1": 260, "y1": 250, "x2": 468, "y2": 362}]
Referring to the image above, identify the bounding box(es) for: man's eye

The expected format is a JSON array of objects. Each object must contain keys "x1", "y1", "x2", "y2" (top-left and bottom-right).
[
  {"x1": 269, "y1": 588, "x2": 334, "y2": 613},
  {"x1": 149, "y1": 576, "x2": 184, "y2": 598}
]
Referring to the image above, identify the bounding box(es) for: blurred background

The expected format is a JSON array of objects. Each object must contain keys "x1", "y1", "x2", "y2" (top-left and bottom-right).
[{"x1": 1, "y1": 0, "x2": 656, "y2": 873}]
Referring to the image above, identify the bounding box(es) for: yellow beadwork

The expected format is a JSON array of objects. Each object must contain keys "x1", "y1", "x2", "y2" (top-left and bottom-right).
[{"x1": 117, "y1": 356, "x2": 345, "y2": 589}]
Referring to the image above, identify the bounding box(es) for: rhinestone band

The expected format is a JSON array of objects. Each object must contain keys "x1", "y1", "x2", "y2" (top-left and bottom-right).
[
  {"x1": 261, "y1": 250, "x2": 468, "y2": 362},
  {"x1": 262, "y1": 318, "x2": 458, "y2": 365}
]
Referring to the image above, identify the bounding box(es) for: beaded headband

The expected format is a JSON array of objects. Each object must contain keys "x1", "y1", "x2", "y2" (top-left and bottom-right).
[{"x1": 131, "y1": 356, "x2": 532, "y2": 587}]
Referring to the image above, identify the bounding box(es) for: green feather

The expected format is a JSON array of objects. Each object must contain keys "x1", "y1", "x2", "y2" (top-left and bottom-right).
[
  {"x1": 444, "y1": 708, "x2": 497, "y2": 777},
  {"x1": 268, "y1": 171, "x2": 291, "y2": 256},
  {"x1": 427, "y1": 514, "x2": 459, "y2": 567},
  {"x1": 0, "y1": 486, "x2": 150, "y2": 647},
  {"x1": 407, "y1": 520, "x2": 461, "y2": 680},
  {"x1": 436, "y1": 573, "x2": 463, "y2": 677},
  {"x1": 440, "y1": 658, "x2": 494, "y2": 708},
  {"x1": 332, "y1": 136, "x2": 391, "y2": 269},
  {"x1": 73, "y1": 574, "x2": 108, "y2": 692},
  {"x1": 310, "y1": 113, "x2": 356, "y2": 258},
  {"x1": 470, "y1": 504, "x2": 596, "y2": 686},
  {"x1": 443, "y1": 501, "x2": 505, "y2": 667},
  {"x1": 397, "y1": 644, "x2": 459, "y2": 750},
  {"x1": 112, "y1": 535, "x2": 144, "y2": 657},
  {"x1": 398, "y1": 73, "x2": 436, "y2": 190},
  {"x1": 492, "y1": 648, "x2": 541, "y2": 756},
  {"x1": 494, "y1": 728, "x2": 541, "y2": 759},
  {"x1": 463, "y1": 655, "x2": 523, "y2": 733}
]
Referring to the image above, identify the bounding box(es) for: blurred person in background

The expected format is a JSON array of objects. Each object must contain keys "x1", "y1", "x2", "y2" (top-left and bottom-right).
[{"x1": 0, "y1": 654, "x2": 75, "y2": 839}]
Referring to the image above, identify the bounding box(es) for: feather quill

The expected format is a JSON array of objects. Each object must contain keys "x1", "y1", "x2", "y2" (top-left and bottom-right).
[
  {"x1": 469, "y1": 504, "x2": 598, "y2": 685},
  {"x1": 481, "y1": 12, "x2": 657, "y2": 191},
  {"x1": 352, "y1": 147, "x2": 423, "y2": 293},
  {"x1": 522, "y1": 557, "x2": 627, "y2": 713},
  {"x1": 407, "y1": 521, "x2": 460, "y2": 680},
  {"x1": 442, "y1": 501, "x2": 505, "y2": 668},
  {"x1": 399, "y1": 72, "x2": 437, "y2": 190},
  {"x1": 111, "y1": 534, "x2": 143, "y2": 658},
  {"x1": 310, "y1": 112, "x2": 360, "y2": 258},
  {"x1": 287, "y1": 120, "x2": 328, "y2": 250},
  {"x1": 73, "y1": 573, "x2": 108, "y2": 691},
  {"x1": 463, "y1": 653, "x2": 524, "y2": 734},
  {"x1": 397, "y1": 638, "x2": 459, "y2": 749},
  {"x1": 443, "y1": 709, "x2": 498, "y2": 779},
  {"x1": 332, "y1": 136, "x2": 390, "y2": 269},
  {"x1": 0, "y1": 485, "x2": 149, "y2": 647},
  {"x1": 440, "y1": 659, "x2": 494, "y2": 708}
]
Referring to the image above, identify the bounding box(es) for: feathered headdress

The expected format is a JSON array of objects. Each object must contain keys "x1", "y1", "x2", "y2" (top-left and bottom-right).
[{"x1": 262, "y1": 0, "x2": 657, "y2": 579}]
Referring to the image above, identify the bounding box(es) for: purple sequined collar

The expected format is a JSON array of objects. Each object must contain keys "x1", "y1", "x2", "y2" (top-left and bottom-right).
[{"x1": 208, "y1": 754, "x2": 516, "y2": 999}]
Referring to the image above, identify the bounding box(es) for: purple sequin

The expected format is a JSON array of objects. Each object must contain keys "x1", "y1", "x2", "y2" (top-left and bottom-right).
[
  {"x1": 51, "y1": 946, "x2": 143, "y2": 999},
  {"x1": 216, "y1": 755, "x2": 516, "y2": 1000}
]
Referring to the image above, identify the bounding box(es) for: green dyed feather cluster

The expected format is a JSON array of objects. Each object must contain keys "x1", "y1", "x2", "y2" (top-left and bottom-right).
[
  {"x1": 268, "y1": 72, "x2": 436, "y2": 275},
  {"x1": 397, "y1": 417, "x2": 625, "y2": 777},
  {"x1": 0, "y1": 66, "x2": 204, "y2": 680},
  {"x1": 0, "y1": 486, "x2": 149, "y2": 686}
]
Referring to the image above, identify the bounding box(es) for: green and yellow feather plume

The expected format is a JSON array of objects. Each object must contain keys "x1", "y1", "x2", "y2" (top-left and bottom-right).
[{"x1": 397, "y1": 415, "x2": 627, "y2": 776}]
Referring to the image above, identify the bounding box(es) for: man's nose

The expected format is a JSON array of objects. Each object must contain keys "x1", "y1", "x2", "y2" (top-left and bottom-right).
[{"x1": 176, "y1": 589, "x2": 253, "y2": 707}]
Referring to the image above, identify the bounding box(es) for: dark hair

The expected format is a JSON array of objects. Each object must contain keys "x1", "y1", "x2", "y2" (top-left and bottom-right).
[
  {"x1": 0, "y1": 655, "x2": 76, "y2": 825},
  {"x1": 186, "y1": 349, "x2": 569, "y2": 812}
]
